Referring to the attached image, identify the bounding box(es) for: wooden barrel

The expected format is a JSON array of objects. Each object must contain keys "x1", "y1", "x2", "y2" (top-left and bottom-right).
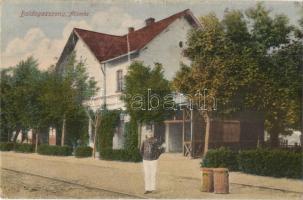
[
  {"x1": 213, "y1": 168, "x2": 229, "y2": 194},
  {"x1": 201, "y1": 168, "x2": 214, "y2": 192}
]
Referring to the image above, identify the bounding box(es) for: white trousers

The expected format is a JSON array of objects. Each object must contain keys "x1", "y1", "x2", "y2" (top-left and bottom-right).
[{"x1": 143, "y1": 159, "x2": 157, "y2": 191}]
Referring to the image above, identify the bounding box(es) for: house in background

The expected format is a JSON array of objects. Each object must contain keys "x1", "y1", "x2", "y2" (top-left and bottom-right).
[
  {"x1": 56, "y1": 9, "x2": 265, "y2": 157},
  {"x1": 56, "y1": 9, "x2": 200, "y2": 150}
]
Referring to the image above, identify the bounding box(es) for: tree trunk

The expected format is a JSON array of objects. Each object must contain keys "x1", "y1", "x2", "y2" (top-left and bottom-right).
[
  {"x1": 12, "y1": 129, "x2": 21, "y2": 142},
  {"x1": 21, "y1": 131, "x2": 28, "y2": 143},
  {"x1": 92, "y1": 114, "x2": 100, "y2": 158},
  {"x1": 93, "y1": 125, "x2": 98, "y2": 158},
  {"x1": 35, "y1": 131, "x2": 39, "y2": 153},
  {"x1": 56, "y1": 125, "x2": 62, "y2": 145},
  {"x1": 138, "y1": 122, "x2": 142, "y2": 148},
  {"x1": 300, "y1": 123, "x2": 303, "y2": 147},
  {"x1": 203, "y1": 112, "x2": 211, "y2": 156},
  {"x1": 61, "y1": 115, "x2": 66, "y2": 146},
  {"x1": 20, "y1": 131, "x2": 24, "y2": 143},
  {"x1": 269, "y1": 131, "x2": 279, "y2": 148}
]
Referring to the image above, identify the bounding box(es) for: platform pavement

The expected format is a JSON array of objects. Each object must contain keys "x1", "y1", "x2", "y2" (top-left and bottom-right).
[{"x1": 0, "y1": 152, "x2": 302, "y2": 199}]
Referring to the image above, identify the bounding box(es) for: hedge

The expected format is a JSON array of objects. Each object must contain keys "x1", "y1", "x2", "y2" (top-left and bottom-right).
[
  {"x1": 37, "y1": 144, "x2": 72, "y2": 156},
  {"x1": 201, "y1": 147, "x2": 238, "y2": 171},
  {"x1": 238, "y1": 149, "x2": 303, "y2": 179},
  {"x1": 75, "y1": 146, "x2": 93, "y2": 158},
  {"x1": 202, "y1": 147, "x2": 303, "y2": 179},
  {"x1": 100, "y1": 148, "x2": 142, "y2": 162},
  {"x1": 14, "y1": 143, "x2": 34, "y2": 153},
  {"x1": 0, "y1": 142, "x2": 15, "y2": 151}
]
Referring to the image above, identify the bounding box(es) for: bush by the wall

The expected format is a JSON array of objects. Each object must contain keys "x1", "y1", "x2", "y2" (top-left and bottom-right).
[
  {"x1": 238, "y1": 148, "x2": 303, "y2": 179},
  {"x1": 124, "y1": 118, "x2": 139, "y2": 151},
  {"x1": 37, "y1": 144, "x2": 72, "y2": 156},
  {"x1": 0, "y1": 142, "x2": 14, "y2": 151},
  {"x1": 201, "y1": 147, "x2": 239, "y2": 171},
  {"x1": 75, "y1": 146, "x2": 93, "y2": 158},
  {"x1": 100, "y1": 148, "x2": 142, "y2": 162},
  {"x1": 98, "y1": 110, "x2": 121, "y2": 151},
  {"x1": 14, "y1": 143, "x2": 34, "y2": 153}
]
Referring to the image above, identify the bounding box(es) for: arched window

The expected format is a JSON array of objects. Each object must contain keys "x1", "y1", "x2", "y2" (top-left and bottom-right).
[{"x1": 116, "y1": 70, "x2": 123, "y2": 92}]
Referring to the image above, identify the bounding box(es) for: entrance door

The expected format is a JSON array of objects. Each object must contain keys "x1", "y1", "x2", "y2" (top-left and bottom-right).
[{"x1": 168, "y1": 124, "x2": 183, "y2": 152}]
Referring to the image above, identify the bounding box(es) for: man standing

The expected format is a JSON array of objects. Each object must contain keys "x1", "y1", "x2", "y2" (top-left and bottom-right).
[{"x1": 140, "y1": 131, "x2": 164, "y2": 194}]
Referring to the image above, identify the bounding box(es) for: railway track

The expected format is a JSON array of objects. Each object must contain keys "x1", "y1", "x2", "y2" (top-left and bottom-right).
[{"x1": 1, "y1": 167, "x2": 146, "y2": 199}]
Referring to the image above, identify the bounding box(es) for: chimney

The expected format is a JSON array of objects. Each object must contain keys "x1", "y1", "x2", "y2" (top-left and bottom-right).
[
  {"x1": 128, "y1": 27, "x2": 135, "y2": 33},
  {"x1": 145, "y1": 17, "x2": 155, "y2": 26}
]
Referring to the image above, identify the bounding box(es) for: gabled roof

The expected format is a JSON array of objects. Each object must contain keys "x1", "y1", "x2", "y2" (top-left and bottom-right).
[
  {"x1": 72, "y1": 9, "x2": 199, "y2": 63},
  {"x1": 74, "y1": 29, "x2": 127, "y2": 63}
]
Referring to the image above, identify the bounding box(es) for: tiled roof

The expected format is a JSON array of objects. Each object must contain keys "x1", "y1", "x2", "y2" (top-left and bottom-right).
[
  {"x1": 74, "y1": 29, "x2": 127, "y2": 62},
  {"x1": 73, "y1": 9, "x2": 199, "y2": 63}
]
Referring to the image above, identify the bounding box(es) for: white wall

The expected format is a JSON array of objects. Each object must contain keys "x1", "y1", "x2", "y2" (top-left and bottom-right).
[
  {"x1": 104, "y1": 61, "x2": 129, "y2": 110},
  {"x1": 74, "y1": 38, "x2": 104, "y2": 99},
  {"x1": 101, "y1": 17, "x2": 193, "y2": 110},
  {"x1": 137, "y1": 17, "x2": 192, "y2": 80}
]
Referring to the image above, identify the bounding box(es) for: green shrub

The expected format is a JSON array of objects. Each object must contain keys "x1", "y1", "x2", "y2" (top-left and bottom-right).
[
  {"x1": 238, "y1": 148, "x2": 303, "y2": 179},
  {"x1": 75, "y1": 146, "x2": 93, "y2": 158},
  {"x1": 124, "y1": 119, "x2": 139, "y2": 151},
  {"x1": 201, "y1": 147, "x2": 239, "y2": 171},
  {"x1": 100, "y1": 148, "x2": 142, "y2": 162},
  {"x1": 14, "y1": 143, "x2": 34, "y2": 153},
  {"x1": 37, "y1": 144, "x2": 72, "y2": 156},
  {"x1": 98, "y1": 110, "x2": 121, "y2": 151},
  {"x1": 201, "y1": 147, "x2": 303, "y2": 179},
  {"x1": 0, "y1": 142, "x2": 14, "y2": 151}
]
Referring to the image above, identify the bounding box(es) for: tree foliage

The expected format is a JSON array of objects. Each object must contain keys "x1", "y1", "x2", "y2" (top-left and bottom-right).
[
  {"x1": 1, "y1": 57, "x2": 46, "y2": 141},
  {"x1": 173, "y1": 3, "x2": 302, "y2": 148},
  {"x1": 97, "y1": 110, "x2": 120, "y2": 150},
  {"x1": 122, "y1": 61, "x2": 172, "y2": 124},
  {"x1": 0, "y1": 52, "x2": 97, "y2": 145}
]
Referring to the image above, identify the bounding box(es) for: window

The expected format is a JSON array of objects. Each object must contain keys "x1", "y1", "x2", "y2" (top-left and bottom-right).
[
  {"x1": 116, "y1": 70, "x2": 123, "y2": 92},
  {"x1": 179, "y1": 41, "x2": 183, "y2": 48}
]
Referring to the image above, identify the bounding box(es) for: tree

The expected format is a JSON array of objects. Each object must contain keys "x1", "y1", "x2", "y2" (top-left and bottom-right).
[
  {"x1": 39, "y1": 68, "x2": 77, "y2": 146},
  {"x1": 245, "y1": 4, "x2": 302, "y2": 147},
  {"x1": 0, "y1": 57, "x2": 46, "y2": 142},
  {"x1": 0, "y1": 68, "x2": 14, "y2": 141},
  {"x1": 174, "y1": 13, "x2": 257, "y2": 155},
  {"x1": 122, "y1": 61, "x2": 172, "y2": 147},
  {"x1": 0, "y1": 53, "x2": 97, "y2": 148},
  {"x1": 84, "y1": 105, "x2": 103, "y2": 158},
  {"x1": 257, "y1": 40, "x2": 303, "y2": 146},
  {"x1": 173, "y1": 4, "x2": 302, "y2": 151},
  {"x1": 293, "y1": 2, "x2": 303, "y2": 39},
  {"x1": 65, "y1": 106, "x2": 90, "y2": 146},
  {"x1": 53, "y1": 51, "x2": 97, "y2": 146}
]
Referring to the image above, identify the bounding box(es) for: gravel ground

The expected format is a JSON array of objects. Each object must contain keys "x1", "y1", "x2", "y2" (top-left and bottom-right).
[
  {"x1": 0, "y1": 152, "x2": 302, "y2": 199},
  {"x1": 0, "y1": 169, "x2": 135, "y2": 199}
]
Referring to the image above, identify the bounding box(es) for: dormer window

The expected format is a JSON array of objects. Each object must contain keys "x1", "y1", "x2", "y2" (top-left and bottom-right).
[{"x1": 116, "y1": 70, "x2": 123, "y2": 92}]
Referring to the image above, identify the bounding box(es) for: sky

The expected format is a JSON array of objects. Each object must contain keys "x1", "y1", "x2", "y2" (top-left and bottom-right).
[{"x1": 1, "y1": 0, "x2": 302, "y2": 70}]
